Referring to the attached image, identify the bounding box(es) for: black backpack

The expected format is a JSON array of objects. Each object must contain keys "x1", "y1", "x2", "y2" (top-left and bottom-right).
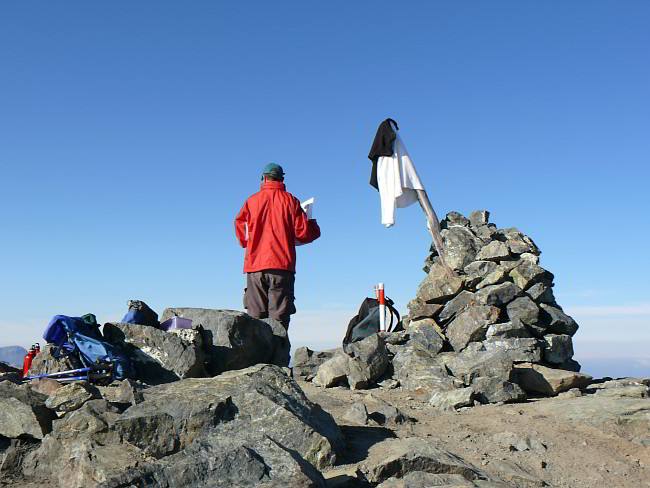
[{"x1": 342, "y1": 297, "x2": 401, "y2": 347}]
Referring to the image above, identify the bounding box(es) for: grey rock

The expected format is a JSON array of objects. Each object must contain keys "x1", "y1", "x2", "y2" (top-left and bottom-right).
[
  {"x1": 440, "y1": 226, "x2": 482, "y2": 271},
  {"x1": 45, "y1": 381, "x2": 101, "y2": 415},
  {"x1": 486, "y1": 320, "x2": 532, "y2": 339},
  {"x1": 160, "y1": 308, "x2": 290, "y2": 374},
  {"x1": 377, "y1": 378, "x2": 400, "y2": 389},
  {"x1": 0, "y1": 382, "x2": 55, "y2": 439},
  {"x1": 526, "y1": 282, "x2": 555, "y2": 304},
  {"x1": 471, "y1": 377, "x2": 527, "y2": 404},
  {"x1": 475, "y1": 224, "x2": 498, "y2": 242},
  {"x1": 359, "y1": 437, "x2": 484, "y2": 484},
  {"x1": 262, "y1": 317, "x2": 291, "y2": 367},
  {"x1": 505, "y1": 231, "x2": 540, "y2": 256},
  {"x1": 445, "y1": 348, "x2": 514, "y2": 385},
  {"x1": 28, "y1": 344, "x2": 83, "y2": 376},
  {"x1": 312, "y1": 352, "x2": 351, "y2": 388},
  {"x1": 417, "y1": 262, "x2": 465, "y2": 304},
  {"x1": 0, "y1": 437, "x2": 40, "y2": 482},
  {"x1": 470, "y1": 210, "x2": 490, "y2": 227},
  {"x1": 464, "y1": 261, "x2": 498, "y2": 288},
  {"x1": 429, "y1": 388, "x2": 475, "y2": 411},
  {"x1": 407, "y1": 298, "x2": 443, "y2": 320},
  {"x1": 345, "y1": 334, "x2": 390, "y2": 389},
  {"x1": 438, "y1": 290, "x2": 477, "y2": 323},
  {"x1": 105, "y1": 433, "x2": 328, "y2": 488},
  {"x1": 341, "y1": 401, "x2": 369, "y2": 425},
  {"x1": 445, "y1": 211, "x2": 472, "y2": 228},
  {"x1": 513, "y1": 363, "x2": 592, "y2": 396},
  {"x1": 508, "y1": 262, "x2": 553, "y2": 291},
  {"x1": 483, "y1": 338, "x2": 543, "y2": 363},
  {"x1": 103, "y1": 322, "x2": 206, "y2": 384},
  {"x1": 506, "y1": 296, "x2": 540, "y2": 325},
  {"x1": 539, "y1": 304, "x2": 579, "y2": 336},
  {"x1": 519, "y1": 253, "x2": 540, "y2": 265},
  {"x1": 475, "y1": 282, "x2": 519, "y2": 307},
  {"x1": 408, "y1": 319, "x2": 445, "y2": 357},
  {"x1": 392, "y1": 347, "x2": 461, "y2": 393},
  {"x1": 379, "y1": 330, "x2": 410, "y2": 345},
  {"x1": 293, "y1": 347, "x2": 338, "y2": 379},
  {"x1": 590, "y1": 378, "x2": 650, "y2": 398},
  {"x1": 542, "y1": 334, "x2": 574, "y2": 364},
  {"x1": 475, "y1": 266, "x2": 510, "y2": 290},
  {"x1": 475, "y1": 241, "x2": 510, "y2": 262},
  {"x1": 447, "y1": 306, "x2": 501, "y2": 351},
  {"x1": 556, "y1": 358, "x2": 581, "y2": 372}
]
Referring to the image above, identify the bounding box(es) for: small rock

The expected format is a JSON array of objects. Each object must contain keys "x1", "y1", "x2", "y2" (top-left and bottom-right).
[
  {"x1": 429, "y1": 388, "x2": 475, "y2": 411},
  {"x1": 45, "y1": 381, "x2": 102, "y2": 415}
]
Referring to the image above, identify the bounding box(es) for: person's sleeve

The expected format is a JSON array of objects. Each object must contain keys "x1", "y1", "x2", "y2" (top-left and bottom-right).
[
  {"x1": 234, "y1": 202, "x2": 249, "y2": 248},
  {"x1": 294, "y1": 199, "x2": 321, "y2": 244}
]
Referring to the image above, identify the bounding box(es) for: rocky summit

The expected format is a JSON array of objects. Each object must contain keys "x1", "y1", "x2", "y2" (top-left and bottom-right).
[{"x1": 0, "y1": 210, "x2": 649, "y2": 487}]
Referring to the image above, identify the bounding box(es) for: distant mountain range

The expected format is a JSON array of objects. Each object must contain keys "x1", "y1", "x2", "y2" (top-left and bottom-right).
[{"x1": 0, "y1": 345, "x2": 27, "y2": 368}]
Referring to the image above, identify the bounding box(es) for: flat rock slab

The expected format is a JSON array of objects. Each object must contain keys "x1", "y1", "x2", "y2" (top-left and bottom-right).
[
  {"x1": 429, "y1": 388, "x2": 475, "y2": 411},
  {"x1": 359, "y1": 437, "x2": 486, "y2": 484},
  {"x1": 513, "y1": 363, "x2": 592, "y2": 396}
]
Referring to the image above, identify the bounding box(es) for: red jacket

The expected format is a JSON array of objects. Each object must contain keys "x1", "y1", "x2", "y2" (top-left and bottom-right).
[{"x1": 235, "y1": 181, "x2": 321, "y2": 273}]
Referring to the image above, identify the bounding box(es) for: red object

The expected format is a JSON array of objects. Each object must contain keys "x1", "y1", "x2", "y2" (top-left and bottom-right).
[
  {"x1": 22, "y1": 346, "x2": 36, "y2": 377},
  {"x1": 235, "y1": 181, "x2": 321, "y2": 272},
  {"x1": 378, "y1": 286, "x2": 385, "y2": 305}
]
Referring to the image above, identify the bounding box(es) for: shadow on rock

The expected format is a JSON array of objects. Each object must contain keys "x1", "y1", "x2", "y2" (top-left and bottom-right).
[{"x1": 339, "y1": 425, "x2": 397, "y2": 464}]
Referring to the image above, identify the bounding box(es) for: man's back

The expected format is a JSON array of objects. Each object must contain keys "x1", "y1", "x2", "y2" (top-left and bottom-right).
[{"x1": 235, "y1": 181, "x2": 320, "y2": 273}]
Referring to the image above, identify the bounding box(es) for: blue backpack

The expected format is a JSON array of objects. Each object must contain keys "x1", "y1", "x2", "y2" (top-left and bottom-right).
[{"x1": 43, "y1": 314, "x2": 134, "y2": 381}]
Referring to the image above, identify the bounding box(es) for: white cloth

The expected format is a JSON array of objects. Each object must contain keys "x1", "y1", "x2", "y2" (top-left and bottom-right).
[{"x1": 376, "y1": 124, "x2": 424, "y2": 227}]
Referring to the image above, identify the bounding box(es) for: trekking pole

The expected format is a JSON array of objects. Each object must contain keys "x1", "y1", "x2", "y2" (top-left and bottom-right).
[{"x1": 23, "y1": 367, "x2": 92, "y2": 381}]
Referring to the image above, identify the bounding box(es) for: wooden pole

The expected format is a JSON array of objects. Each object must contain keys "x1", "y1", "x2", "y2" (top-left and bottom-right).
[{"x1": 415, "y1": 189, "x2": 456, "y2": 278}]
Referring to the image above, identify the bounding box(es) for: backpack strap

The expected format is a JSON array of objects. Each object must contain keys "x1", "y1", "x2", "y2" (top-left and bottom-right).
[{"x1": 384, "y1": 296, "x2": 400, "y2": 333}]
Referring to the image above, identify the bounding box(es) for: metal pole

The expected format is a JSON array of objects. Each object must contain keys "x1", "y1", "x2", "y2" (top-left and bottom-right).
[{"x1": 415, "y1": 189, "x2": 456, "y2": 278}]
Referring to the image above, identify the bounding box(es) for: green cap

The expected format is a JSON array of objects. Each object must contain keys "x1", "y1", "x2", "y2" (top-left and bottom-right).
[{"x1": 261, "y1": 163, "x2": 285, "y2": 180}]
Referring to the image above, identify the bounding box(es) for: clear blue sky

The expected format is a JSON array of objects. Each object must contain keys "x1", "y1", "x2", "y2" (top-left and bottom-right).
[{"x1": 1, "y1": 2, "x2": 648, "y2": 377}]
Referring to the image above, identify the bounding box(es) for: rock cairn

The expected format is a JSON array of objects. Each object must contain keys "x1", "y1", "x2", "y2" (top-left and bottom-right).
[{"x1": 299, "y1": 210, "x2": 591, "y2": 407}]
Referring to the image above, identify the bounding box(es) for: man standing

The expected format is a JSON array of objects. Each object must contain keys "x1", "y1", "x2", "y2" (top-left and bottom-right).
[{"x1": 234, "y1": 163, "x2": 320, "y2": 330}]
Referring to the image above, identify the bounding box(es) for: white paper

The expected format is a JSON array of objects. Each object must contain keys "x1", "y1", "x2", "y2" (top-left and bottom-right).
[
  {"x1": 301, "y1": 197, "x2": 314, "y2": 219},
  {"x1": 296, "y1": 197, "x2": 314, "y2": 247}
]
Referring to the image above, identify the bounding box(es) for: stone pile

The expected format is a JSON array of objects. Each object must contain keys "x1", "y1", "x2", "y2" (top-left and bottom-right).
[{"x1": 302, "y1": 210, "x2": 592, "y2": 407}]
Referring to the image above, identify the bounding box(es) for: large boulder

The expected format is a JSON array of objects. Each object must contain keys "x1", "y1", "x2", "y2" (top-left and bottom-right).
[
  {"x1": 161, "y1": 308, "x2": 290, "y2": 374},
  {"x1": 542, "y1": 334, "x2": 574, "y2": 364},
  {"x1": 475, "y1": 282, "x2": 519, "y2": 307},
  {"x1": 440, "y1": 226, "x2": 482, "y2": 271},
  {"x1": 392, "y1": 347, "x2": 461, "y2": 393},
  {"x1": 482, "y1": 337, "x2": 543, "y2": 363},
  {"x1": 0, "y1": 382, "x2": 55, "y2": 439},
  {"x1": 22, "y1": 365, "x2": 340, "y2": 487},
  {"x1": 508, "y1": 262, "x2": 553, "y2": 291},
  {"x1": 103, "y1": 322, "x2": 206, "y2": 384},
  {"x1": 444, "y1": 347, "x2": 515, "y2": 386}
]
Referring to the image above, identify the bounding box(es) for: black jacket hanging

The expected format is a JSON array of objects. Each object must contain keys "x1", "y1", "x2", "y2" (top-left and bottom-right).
[{"x1": 367, "y1": 118, "x2": 399, "y2": 190}]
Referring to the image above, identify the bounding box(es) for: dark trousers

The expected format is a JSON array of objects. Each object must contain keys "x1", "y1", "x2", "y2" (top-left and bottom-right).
[{"x1": 244, "y1": 270, "x2": 295, "y2": 330}]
